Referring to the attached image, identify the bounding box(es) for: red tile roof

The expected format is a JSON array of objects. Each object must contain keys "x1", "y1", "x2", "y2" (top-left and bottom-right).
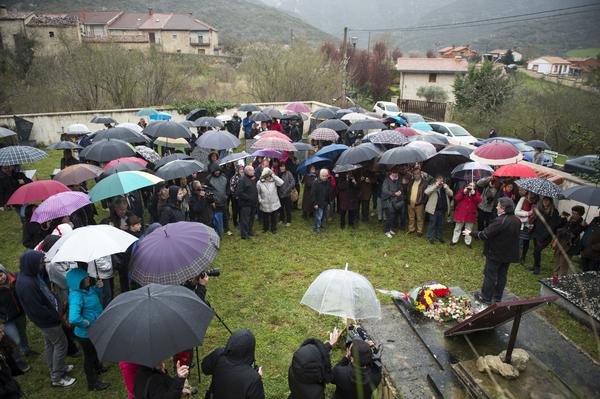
[
  {"x1": 163, "y1": 13, "x2": 216, "y2": 31},
  {"x1": 108, "y1": 12, "x2": 150, "y2": 30},
  {"x1": 106, "y1": 12, "x2": 216, "y2": 31},
  {"x1": 71, "y1": 11, "x2": 122, "y2": 25},
  {"x1": 395, "y1": 57, "x2": 469, "y2": 73}
]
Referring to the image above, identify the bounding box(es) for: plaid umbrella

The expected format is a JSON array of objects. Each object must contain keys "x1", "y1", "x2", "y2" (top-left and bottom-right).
[
  {"x1": 0, "y1": 146, "x2": 48, "y2": 166},
  {"x1": 252, "y1": 137, "x2": 297, "y2": 152},
  {"x1": 309, "y1": 128, "x2": 339, "y2": 142},
  {"x1": 369, "y1": 130, "x2": 409, "y2": 146},
  {"x1": 515, "y1": 178, "x2": 562, "y2": 198},
  {"x1": 31, "y1": 191, "x2": 91, "y2": 224},
  {"x1": 131, "y1": 222, "x2": 220, "y2": 285},
  {"x1": 7, "y1": 180, "x2": 69, "y2": 205},
  {"x1": 135, "y1": 146, "x2": 161, "y2": 164},
  {"x1": 53, "y1": 164, "x2": 103, "y2": 186}
]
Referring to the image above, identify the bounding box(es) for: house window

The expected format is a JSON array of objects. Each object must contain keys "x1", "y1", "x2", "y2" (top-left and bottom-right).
[
  {"x1": 49, "y1": 31, "x2": 55, "y2": 38},
  {"x1": 198, "y1": 49, "x2": 206, "y2": 55},
  {"x1": 172, "y1": 33, "x2": 177, "y2": 38},
  {"x1": 176, "y1": 49, "x2": 181, "y2": 53},
  {"x1": 428, "y1": 73, "x2": 437, "y2": 83},
  {"x1": 197, "y1": 35, "x2": 204, "y2": 44}
]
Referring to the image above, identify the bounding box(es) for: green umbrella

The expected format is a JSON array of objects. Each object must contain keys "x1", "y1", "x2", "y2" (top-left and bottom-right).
[
  {"x1": 136, "y1": 107, "x2": 159, "y2": 117},
  {"x1": 89, "y1": 171, "x2": 164, "y2": 202}
]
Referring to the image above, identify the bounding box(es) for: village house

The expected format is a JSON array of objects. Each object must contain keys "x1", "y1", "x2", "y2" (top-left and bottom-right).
[
  {"x1": 395, "y1": 57, "x2": 469, "y2": 103},
  {"x1": 437, "y1": 45, "x2": 478, "y2": 60},
  {"x1": 566, "y1": 56, "x2": 600, "y2": 77},
  {"x1": 527, "y1": 56, "x2": 571, "y2": 75},
  {"x1": 488, "y1": 48, "x2": 523, "y2": 63}
]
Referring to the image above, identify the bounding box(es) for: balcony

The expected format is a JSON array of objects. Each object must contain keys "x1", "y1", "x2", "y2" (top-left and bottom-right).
[
  {"x1": 82, "y1": 34, "x2": 149, "y2": 44},
  {"x1": 190, "y1": 38, "x2": 210, "y2": 47}
]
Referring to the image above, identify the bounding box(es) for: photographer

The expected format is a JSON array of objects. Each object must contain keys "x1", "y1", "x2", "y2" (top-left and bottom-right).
[
  {"x1": 424, "y1": 175, "x2": 453, "y2": 244},
  {"x1": 451, "y1": 182, "x2": 481, "y2": 247},
  {"x1": 332, "y1": 339, "x2": 382, "y2": 399},
  {"x1": 202, "y1": 329, "x2": 264, "y2": 399},
  {"x1": 189, "y1": 181, "x2": 215, "y2": 227}
]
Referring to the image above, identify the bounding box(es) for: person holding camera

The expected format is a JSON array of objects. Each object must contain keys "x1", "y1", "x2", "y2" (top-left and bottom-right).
[
  {"x1": 451, "y1": 182, "x2": 481, "y2": 247},
  {"x1": 424, "y1": 175, "x2": 453, "y2": 244},
  {"x1": 189, "y1": 181, "x2": 215, "y2": 227},
  {"x1": 202, "y1": 329, "x2": 264, "y2": 399},
  {"x1": 381, "y1": 170, "x2": 404, "y2": 238},
  {"x1": 257, "y1": 167, "x2": 284, "y2": 234},
  {"x1": 332, "y1": 339, "x2": 382, "y2": 399}
]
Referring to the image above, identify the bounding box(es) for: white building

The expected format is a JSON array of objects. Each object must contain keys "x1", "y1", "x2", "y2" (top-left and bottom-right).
[
  {"x1": 489, "y1": 48, "x2": 523, "y2": 63},
  {"x1": 527, "y1": 56, "x2": 571, "y2": 75},
  {"x1": 395, "y1": 57, "x2": 469, "y2": 103}
]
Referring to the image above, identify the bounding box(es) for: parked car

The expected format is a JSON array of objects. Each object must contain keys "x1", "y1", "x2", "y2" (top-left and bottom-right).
[
  {"x1": 373, "y1": 101, "x2": 401, "y2": 117},
  {"x1": 400, "y1": 112, "x2": 426, "y2": 126},
  {"x1": 428, "y1": 122, "x2": 478, "y2": 146},
  {"x1": 563, "y1": 155, "x2": 599, "y2": 175},
  {"x1": 475, "y1": 137, "x2": 555, "y2": 167}
]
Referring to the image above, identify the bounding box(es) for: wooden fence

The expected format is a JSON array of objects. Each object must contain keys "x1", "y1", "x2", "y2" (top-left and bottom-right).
[{"x1": 397, "y1": 99, "x2": 447, "y2": 121}]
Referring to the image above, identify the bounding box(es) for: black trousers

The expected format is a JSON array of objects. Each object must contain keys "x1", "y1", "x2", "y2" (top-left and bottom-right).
[
  {"x1": 239, "y1": 206, "x2": 255, "y2": 239},
  {"x1": 231, "y1": 197, "x2": 240, "y2": 227},
  {"x1": 533, "y1": 239, "x2": 549, "y2": 272},
  {"x1": 279, "y1": 196, "x2": 292, "y2": 223},
  {"x1": 340, "y1": 209, "x2": 357, "y2": 228},
  {"x1": 262, "y1": 211, "x2": 277, "y2": 233},
  {"x1": 360, "y1": 200, "x2": 370, "y2": 222},
  {"x1": 481, "y1": 258, "x2": 509, "y2": 302},
  {"x1": 75, "y1": 336, "x2": 101, "y2": 388}
]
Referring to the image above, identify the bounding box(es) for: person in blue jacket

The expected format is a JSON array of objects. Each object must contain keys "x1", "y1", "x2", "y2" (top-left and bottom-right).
[{"x1": 66, "y1": 268, "x2": 110, "y2": 391}]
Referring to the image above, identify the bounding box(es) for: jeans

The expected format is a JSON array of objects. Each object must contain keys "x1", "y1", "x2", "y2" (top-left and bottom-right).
[
  {"x1": 481, "y1": 258, "x2": 509, "y2": 302},
  {"x1": 262, "y1": 211, "x2": 278, "y2": 233},
  {"x1": 40, "y1": 325, "x2": 68, "y2": 383},
  {"x1": 383, "y1": 208, "x2": 398, "y2": 232},
  {"x1": 314, "y1": 206, "x2": 327, "y2": 232},
  {"x1": 4, "y1": 314, "x2": 30, "y2": 370},
  {"x1": 215, "y1": 205, "x2": 229, "y2": 232},
  {"x1": 75, "y1": 336, "x2": 101, "y2": 388},
  {"x1": 240, "y1": 206, "x2": 255, "y2": 239},
  {"x1": 340, "y1": 209, "x2": 357, "y2": 228},
  {"x1": 99, "y1": 277, "x2": 113, "y2": 308},
  {"x1": 279, "y1": 196, "x2": 292, "y2": 224},
  {"x1": 452, "y1": 221, "x2": 474, "y2": 245},
  {"x1": 427, "y1": 210, "x2": 444, "y2": 240},
  {"x1": 360, "y1": 200, "x2": 370, "y2": 222}
]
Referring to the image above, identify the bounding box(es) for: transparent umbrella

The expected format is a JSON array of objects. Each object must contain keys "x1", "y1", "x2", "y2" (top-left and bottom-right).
[{"x1": 301, "y1": 264, "x2": 381, "y2": 320}]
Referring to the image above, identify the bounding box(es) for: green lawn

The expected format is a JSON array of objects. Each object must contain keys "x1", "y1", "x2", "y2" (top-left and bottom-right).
[
  {"x1": 565, "y1": 48, "x2": 600, "y2": 58},
  {"x1": 2, "y1": 151, "x2": 599, "y2": 398}
]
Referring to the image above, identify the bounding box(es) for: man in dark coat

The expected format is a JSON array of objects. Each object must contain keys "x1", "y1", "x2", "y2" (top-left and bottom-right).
[
  {"x1": 226, "y1": 113, "x2": 242, "y2": 137},
  {"x1": 581, "y1": 210, "x2": 600, "y2": 272},
  {"x1": 202, "y1": 329, "x2": 265, "y2": 399},
  {"x1": 0, "y1": 165, "x2": 31, "y2": 209},
  {"x1": 337, "y1": 173, "x2": 360, "y2": 229},
  {"x1": 332, "y1": 339, "x2": 382, "y2": 399},
  {"x1": 236, "y1": 166, "x2": 259, "y2": 240},
  {"x1": 464, "y1": 197, "x2": 521, "y2": 304},
  {"x1": 311, "y1": 169, "x2": 333, "y2": 233}
]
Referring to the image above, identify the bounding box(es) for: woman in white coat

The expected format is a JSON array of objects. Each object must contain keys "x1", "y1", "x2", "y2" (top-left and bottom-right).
[{"x1": 257, "y1": 167, "x2": 283, "y2": 234}]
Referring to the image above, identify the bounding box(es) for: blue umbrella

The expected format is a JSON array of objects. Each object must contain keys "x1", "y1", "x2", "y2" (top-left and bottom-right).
[
  {"x1": 314, "y1": 144, "x2": 349, "y2": 161},
  {"x1": 149, "y1": 112, "x2": 172, "y2": 121},
  {"x1": 385, "y1": 115, "x2": 407, "y2": 126},
  {"x1": 297, "y1": 156, "x2": 332, "y2": 175},
  {"x1": 412, "y1": 122, "x2": 433, "y2": 132}
]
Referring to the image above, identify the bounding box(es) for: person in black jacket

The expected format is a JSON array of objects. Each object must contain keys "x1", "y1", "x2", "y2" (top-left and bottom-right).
[
  {"x1": 22, "y1": 205, "x2": 49, "y2": 249},
  {"x1": 202, "y1": 329, "x2": 265, "y2": 399},
  {"x1": 189, "y1": 181, "x2": 215, "y2": 227},
  {"x1": 158, "y1": 186, "x2": 187, "y2": 225},
  {"x1": 464, "y1": 197, "x2": 521, "y2": 304},
  {"x1": 288, "y1": 327, "x2": 341, "y2": 399},
  {"x1": 331, "y1": 339, "x2": 382, "y2": 399},
  {"x1": 0, "y1": 165, "x2": 30, "y2": 209},
  {"x1": 236, "y1": 166, "x2": 259, "y2": 240},
  {"x1": 311, "y1": 169, "x2": 333, "y2": 233},
  {"x1": 0, "y1": 325, "x2": 23, "y2": 399},
  {"x1": 133, "y1": 360, "x2": 189, "y2": 399},
  {"x1": 530, "y1": 196, "x2": 563, "y2": 275},
  {"x1": 14, "y1": 250, "x2": 76, "y2": 387}
]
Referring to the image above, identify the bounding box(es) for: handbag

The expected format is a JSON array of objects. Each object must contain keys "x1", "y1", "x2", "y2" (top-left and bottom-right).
[
  {"x1": 290, "y1": 188, "x2": 299, "y2": 203},
  {"x1": 392, "y1": 198, "x2": 405, "y2": 211}
]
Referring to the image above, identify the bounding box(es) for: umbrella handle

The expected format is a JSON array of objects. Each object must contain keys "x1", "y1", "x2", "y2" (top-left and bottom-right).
[{"x1": 94, "y1": 260, "x2": 99, "y2": 280}]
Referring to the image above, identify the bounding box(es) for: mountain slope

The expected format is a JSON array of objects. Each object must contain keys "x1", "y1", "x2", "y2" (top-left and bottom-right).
[{"x1": 4, "y1": 0, "x2": 336, "y2": 46}]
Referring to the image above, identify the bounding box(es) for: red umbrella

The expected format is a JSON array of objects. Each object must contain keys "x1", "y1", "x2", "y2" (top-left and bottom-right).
[
  {"x1": 493, "y1": 163, "x2": 538, "y2": 178},
  {"x1": 251, "y1": 137, "x2": 297, "y2": 152},
  {"x1": 54, "y1": 164, "x2": 104, "y2": 186},
  {"x1": 471, "y1": 142, "x2": 523, "y2": 166},
  {"x1": 395, "y1": 127, "x2": 420, "y2": 137},
  {"x1": 7, "y1": 180, "x2": 70, "y2": 205},
  {"x1": 255, "y1": 131, "x2": 292, "y2": 142},
  {"x1": 104, "y1": 156, "x2": 147, "y2": 171},
  {"x1": 285, "y1": 102, "x2": 311, "y2": 113}
]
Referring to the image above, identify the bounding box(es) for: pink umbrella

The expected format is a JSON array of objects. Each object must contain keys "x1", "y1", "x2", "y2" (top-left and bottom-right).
[
  {"x1": 7, "y1": 180, "x2": 70, "y2": 205},
  {"x1": 31, "y1": 191, "x2": 91, "y2": 224},
  {"x1": 255, "y1": 131, "x2": 292, "y2": 142},
  {"x1": 104, "y1": 156, "x2": 147, "y2": 171},
  {"x1": 395, "y1": 127, "x2": 421, "y2": 137},
  {"x1": 285, "y1": 102, "x2": 311, "y2": 113},
  {"x1": 251, "y1": 137, "x2": 297, "y2": 152},
  {"x1": 471, "y1": 142, "x2": 523, "y2": 166}
]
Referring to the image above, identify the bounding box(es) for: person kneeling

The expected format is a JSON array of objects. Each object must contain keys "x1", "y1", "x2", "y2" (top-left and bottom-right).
[{"x1": 332, "y1": 339, "x2": 382, "y2": 399}]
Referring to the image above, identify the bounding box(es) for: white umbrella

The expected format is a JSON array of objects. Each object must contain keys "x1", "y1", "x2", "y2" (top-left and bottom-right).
[
  {"x1": 406, "y1": 141, "x2": 436, "y2": 158},
  {"x1": 301, "y1": 264, "x2": 381, "y2": 320},
  {"x1": 340, "y1": 112, "x2": 378, "y2": 122},
  {"x1": 66, "y1": 123, "x2": 91, "y2": 135},
  {"x1": 48, "y1": 225, "x2": 138, "y2": 263},
  {"x1": 216, "y1": 114, "x2": 233, "y2": 122},
  {"x1": 117, "y1": 122, "x2": 144, "y2": 134}
]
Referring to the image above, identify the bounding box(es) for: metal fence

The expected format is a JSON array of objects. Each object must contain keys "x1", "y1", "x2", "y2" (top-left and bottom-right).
[{"x1": 398, "y1": 99, "x2": 447, "y2": 121}]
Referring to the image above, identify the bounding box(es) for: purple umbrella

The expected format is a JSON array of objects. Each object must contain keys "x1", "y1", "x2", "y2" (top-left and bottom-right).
[
  {"x1": 31, "y1": 191, "x2": 91, "y2": 224},
  {"x1": 252, "y1": 149, "x2": 284, "y2": 159},
  {"x1": 130, "y1": 222, "x2": 220, "y2": 286}
]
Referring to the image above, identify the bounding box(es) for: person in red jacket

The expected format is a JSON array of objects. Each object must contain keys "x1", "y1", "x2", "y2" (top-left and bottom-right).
[{"x1": 451, "y1": 181, "x2": 481, "y2": 247}]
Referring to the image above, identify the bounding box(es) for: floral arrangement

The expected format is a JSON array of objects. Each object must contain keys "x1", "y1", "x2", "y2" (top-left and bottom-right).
[
  {"x1": 406, "y1": 282, "x2": 473, "y2": 323},
  {"x1": 406, "y1": 282, "x2": 452, "y2": 312}
]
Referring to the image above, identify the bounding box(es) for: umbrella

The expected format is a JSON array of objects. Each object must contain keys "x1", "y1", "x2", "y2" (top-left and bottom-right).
[
  {"x1": 104, "y1": 162, "x2": 146, "y2": 175},
  {"x1": 255, "y1": 131, "x2": 292, "y2": 142},
  {"x1": 385, "y1": 115, "x2": 407, "y2": 126},
  {"x1": 130, "y1": 222, "x2": 219, "y2": 285},
  {"x1": 252, "y1": 137, "x2": 297, "y2": 152},
  {"x1": 90, "y1": 116, "x2": 117, "y2": 125},
  {"x1": 515, "y1": 178, "x2": 561, "y2": 199},
  {"x1": 154, "y1": 137, "x2": 191, "y2": 149},
  {"x1": 286, "y1": 102, "x2": 311, "y2": 113},
  {"x1": 116, "y1": 123, "x2": 144, "y2": 134},
  {"x1": 0, "y1": 127, "x2": 17, "y2": 138},
  {"x1": 282, "y1": 111, "x2": 308, "y2": 121},
  {"x1": 471, "y1": 142, "x2": 523, "y2": 166},
  {"x1": 336, "y1": 143, "x2": 381, "y2": 165},
  {"x1": 79, "y1": 139, "x2": 135, "y2": 163},
  {"x1": 7, "y1": 180, "x2": 69, "y2": 205},
  {"x1": 53, "y1": 164, "x2": 103, "y2": 186},
  {"x1": 406, "y1": 141, "x2": 436, "y2": 158},
  {"x1": 48, "y1": 224, "x2": 138, "y2": 263},
  {"x1": 412, "y1": 122, "x2": 433, "y2": 132},
  {"x1": 335, "y1": 109, "x2": 353, "y2": 118},
  {"x1": 341, "y1": 112, "x2": 372, "y2": 122},
  {"x1": 445, "y1": 145, "x2": 473, "y2": 157},
  {"x1": 395, "y1": 127, "x2": 420, "y2": 137},
  {"x1": 88, "y1": 284, "x2": 214, "y2": 368},
  {"x1": 66, "y1": 123, "x2": 91, "y2": 135},
  {"x1": 414, "y1": 134, "x2": 449, "y2": 146},
  {"x1": 93, "y1": 127, "x2": 146, "y2": 143},
  {"x1": 186, "y1": 108, "x2": 207, "y2": 121},
  {"x1": 292, "y1": 142, "x2": 314, "y2": 152},
  {"x1": 349, "y1": 106, "x2": 367, "y2": 113},
  {"x1": 318, "y1": 119, "x2": 348, "y2": 132},
  {"x1": 561, "y1": 185, "x2": 600, "y2": 207},
  {"x1": 134, "y1": 146, "x2": 161, "y2": 164},
  {"x1": 142, "y1": 121, "x2": 190, "y2": 139},
  {"x1": 451, "y1": 162, "x2": 494, "y2": 181},
  {"x1": 215, "y1": 114, "x2": 232, "y2": 122},
  {"x1": 0, "y1": 146, "x2": 48, "y2": 166},
  {"x1": 219, "y1": 151, "x2": 251, "y2": 165},
  {"x1": 149, "y1": 112, "x2": 172, "y2": 121},
  {"x1": 297, "y1": 156, "x2": 333, "y2": 175},
  {"x1": 300, "y1": 265, "x2": 381, "y2": 320},
  {"x1": 89, "y1": 171, "x2": 163, "y2": 202},
  {"x1": 154, "y1": 153, "x2": 194, "y2": 170},
  {"x1": 422, "y1": 150, "x2": 471, "y2": 178},
  {"x1": 525, "y1": 140, "x2": 550, "y2": 150},
  {"x1": 136, "y1": 108, "x2": 159, "y2": 117},
  {"x1": 309, "y1": 128, "x2": 339, "y2": 142},
  {"x1": 333, "y1": 164, "x2": 362, "y2": 173},
  {"x1": 196, "y1": 130, "x2": 240, "y2": 150},
  {"x1": 238, "y1": 104, "x2": 261, "y2": 112},
  {"x1": 250, "y1": 112, "x2": 272, "y2": 122},
  {"x1": 104, "y1": 157, "x2": 147, "y2": 171},
  {"x1": 193, "y1": 117, "x2": 224, "y2": 129},
  {"x1": 261, "y1": 107, "x2": 284, "y2": 119},
  {"x1": 311, "y1": 108, "x2": 336, "y2": 120},
  {"x1": 47, "y1": 141, "x2": 82, "y2": 150},
  {"x1": 369, "y1": 130, "x2": 409, "y2": 146},
  {"x1": 493, "y1": 163, "x2": 538, "y2": 178},
  {"x1": 379, "y1": 146, "x2": 428, "y2": 165},
  {"x1": 179, "y1": 120, "x2": 196, "y2": 128},
  {"x1": 252, "y1": 149, "x2": 284, "y2": 159},
  {"x1": 31, "y1": 191, "x2": 91, "y2": 224},
  {"x1": 155, "y1": 160, "x2": 205, "y2": 181},
  {"x1": 314, "y1": 144, "x2": 349, "y2": 161}
]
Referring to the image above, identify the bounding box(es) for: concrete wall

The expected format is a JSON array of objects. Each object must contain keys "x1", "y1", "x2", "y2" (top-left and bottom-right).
[
  {"x1": 27, "y1": 25, "x2": 81, "y2": 56},
  {"x1": 399, "y1": 72, "x2": 457, "y2": 102},
  {"x1": 0, "y1": 18, "x2": 27, "y2": 50}
]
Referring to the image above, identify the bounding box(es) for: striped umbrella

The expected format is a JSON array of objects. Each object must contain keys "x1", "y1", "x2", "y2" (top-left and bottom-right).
[
  {"x1": 89, "y1": 171, "x2": 164, "y2": 202},
  {"x1": 0, "y1": 146, "x2": 48, "y2": 166},
  {"x1": 31, "y1": 191, "x2": 91, "y2": 224},
  {"x1": 309, "y1": 128, "x2": 339, "y2": 142}
]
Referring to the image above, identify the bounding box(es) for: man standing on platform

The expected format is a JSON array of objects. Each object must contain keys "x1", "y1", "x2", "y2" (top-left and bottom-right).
[{"x1": 463, "y1": 197, "x2": 520, "y2": 305}]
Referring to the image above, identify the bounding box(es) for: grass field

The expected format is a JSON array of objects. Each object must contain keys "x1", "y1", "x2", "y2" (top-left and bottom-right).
[
  {"x1": 2, "y1": 151, "x2": 599, "y2": 398},
  {"x1": 565, "y1": 48, "x2": 600, "y2": 58}
]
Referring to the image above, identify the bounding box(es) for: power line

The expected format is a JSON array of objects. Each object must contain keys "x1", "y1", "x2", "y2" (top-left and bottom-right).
[{"x1": 349, "y1": 2, "x2": 600, "y2": 33}]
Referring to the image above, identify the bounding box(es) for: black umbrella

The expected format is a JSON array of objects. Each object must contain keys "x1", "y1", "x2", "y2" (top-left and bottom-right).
[
  {"x1": 335, "y1": 143, "x2": 381, "y2": 165},
  {"x1": 347, "y1": 120, "x2": 387, "y2": 132},
  {"x1": 79, "y1": 139, "x2": 136, "y2": 163},
  {"x1": 282, "y1": 111, "x2": 308, "y2": 121},
  {"x1": 262, "y1": 107, "x2": 284, "y2": 119},
  {"x1": 0, "y1": 127, "x2": 17, "y2": 138},
  {"x1": 525, "y1": 140, "x2": 550, "y2": 150},
  {"x1": 292, "y1": 142, "x2": 314, "y2": 152},
  {"x1": 312, "y1": 108, "x2": 336, "y2": 120},
  {"x1": 379, "y1": 146, "x2": 428, "y2": 165},
  {"x1": 185, "y1": 108, "x2": 207, "y2": 121},
  {"x1": 154, "y1": 153, "x2": 194, "y2": 170},
  {"x1": 317, "y1": 119, "x2": 348, "y2": 132},
  {"x1": 47, "y1": 141, "x2": 83, "y2": 150},
  {"x1": 88, "y1": 284, "x2": 214, "y2": 368},
  {"x1": 93, "y1": 127, "x2": 147, "y2": 144},
  {"x1": 561, "y1": 185, "x2": 600, "y2": 207},
  {"x1": 155, "y1": 159, "x2": 205, "y2": 181},
  {"x1": 142, "y1": 121, "x2": 191, "y2": 139},
  {"x1": 333, "y1": 164, "x2": 362, "y2": 173},
  {"x1": 422, "y1": 150, "x2": 471, "y2": 178},
  {"x1": 195, "y1": 130, "x2": 240, "y2": 150},
  {"x1": 349, "y1": 106, "x2": 367, "y2": 113},
  {"x1": 250, "y1": 112, "x2": 271, "y2": 122},
  {"x1": 445, "y1": 145, "x2": 473, "y2": 157},
  {"x1": 414, "y1": 134, "x2": 449, "y2": 146},
  {"x1": 193, "y1": 117, "x2": 224, "y2": 129},
  {"x1": 238, "y1": 104, "x2": 261, "y2": 112},
  {"x1": 335, "y1": 109, "x2": 353, "y2": 118},
  {"x1": 104, "y1": 162, "x2": 146, "y2": 175},
  {"x1": 90, "y1": 116, "x2": 117, "y2": 125},
  {"x1": 180, "y1": 120, "x2": 196, "y2": 128}
]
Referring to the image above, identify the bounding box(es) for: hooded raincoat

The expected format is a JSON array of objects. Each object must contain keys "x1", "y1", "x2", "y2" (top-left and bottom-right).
[{"x1": 66, "y1": 268, "x2": 103, "y2": 338}]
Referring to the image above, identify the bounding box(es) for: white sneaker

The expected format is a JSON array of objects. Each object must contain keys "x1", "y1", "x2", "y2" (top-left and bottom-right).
[
  {"x1": 52, "y1": 376, "x2": 76, "y2": 388},
  {"x1": 385, "y1": 232, "x2": 393, "y2": 238},
  {"x1": 65, "y1": 364, "x2": 74, "y2": 372}
]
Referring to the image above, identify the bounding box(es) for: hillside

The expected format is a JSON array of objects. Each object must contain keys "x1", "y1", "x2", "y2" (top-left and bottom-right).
[{"x1": 3, "y1": 0, "x2": 336, "y2": 47}]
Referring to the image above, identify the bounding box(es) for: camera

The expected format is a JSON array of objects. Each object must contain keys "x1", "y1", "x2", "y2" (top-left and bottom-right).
[
  {"x1": 346, "y1": 324, "x2": 382, "y2": 367},
  {"x1": 200, "y1": 268, "x2": 221, "y2": 278}
]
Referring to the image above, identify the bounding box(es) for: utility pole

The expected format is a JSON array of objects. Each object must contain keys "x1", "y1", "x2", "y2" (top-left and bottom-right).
[
  {"x1": 341, "y1": 27, "x2": 348, "y2": 106},
  {"x1": 367, "y1": 31, "x2": 371, "y2": 55}
]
